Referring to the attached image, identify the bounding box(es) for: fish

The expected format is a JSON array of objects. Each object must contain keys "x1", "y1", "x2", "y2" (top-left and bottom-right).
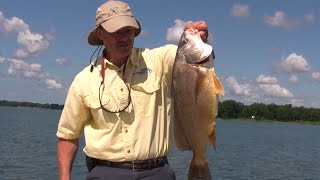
[{"x1": 172, "y1": 28, "x2": 224, "y2": 180}]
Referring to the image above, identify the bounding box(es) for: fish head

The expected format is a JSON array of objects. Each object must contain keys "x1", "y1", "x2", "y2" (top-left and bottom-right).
[{"x1": 178, "y1": 29, "x2": 213, "y2": 64}]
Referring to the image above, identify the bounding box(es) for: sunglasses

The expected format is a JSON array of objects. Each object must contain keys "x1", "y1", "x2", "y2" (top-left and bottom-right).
[{"x1": 99, "y1": 82, "x2": 131, "y2": 113}]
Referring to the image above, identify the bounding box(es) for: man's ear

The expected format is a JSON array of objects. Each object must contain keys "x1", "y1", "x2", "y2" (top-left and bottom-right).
[{"x1": 96, "y1": 27, "x2": 101, "y2": 38}]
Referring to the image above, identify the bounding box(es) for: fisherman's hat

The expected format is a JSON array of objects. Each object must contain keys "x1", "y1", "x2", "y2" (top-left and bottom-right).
[{"x1": 87, "y1": 0, "x2": 141, "y2": 45}]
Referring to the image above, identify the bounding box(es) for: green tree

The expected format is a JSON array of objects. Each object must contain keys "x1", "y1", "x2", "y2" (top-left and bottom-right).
[{"x1": 219, "y1": 100, "x2": 244, "y2": 119}]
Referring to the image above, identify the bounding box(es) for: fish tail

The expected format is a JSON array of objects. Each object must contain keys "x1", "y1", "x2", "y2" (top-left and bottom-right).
[{"x1": 188, "y1": 157, "x2": 212, "y2": 180}]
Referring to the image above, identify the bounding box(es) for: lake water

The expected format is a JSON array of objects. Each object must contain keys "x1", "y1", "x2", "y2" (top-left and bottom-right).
[{"x1": 0, "y1": 106, "x2": 319, "y2": 180}]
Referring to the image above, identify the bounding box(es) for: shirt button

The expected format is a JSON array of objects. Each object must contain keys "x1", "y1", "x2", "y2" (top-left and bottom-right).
[
  {"x1": 125, "y1": 130, "x2": 128, "y2": 133},
  {"x1": 120, "y1": 88, "x2": 124, "y2": 92},
  {"x1": 127, "y1": 150, "x2": 130, "y2": 154}
]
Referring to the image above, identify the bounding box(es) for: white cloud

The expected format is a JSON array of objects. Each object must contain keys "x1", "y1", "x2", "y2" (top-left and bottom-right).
[
  {"x1": 8, "y1": 59, "x2": 43, "y2": 78},
  {"x1": 312, "y1": 72, "x2": 320, "y2": 81},
  {"x1": 280, "y1": 53, "x2": 310, "y2": 73},
  {"x1": 225, "y1": 76, "x2": 294, "y2": 105},
  {"x1": 15, "y1": 29, "x2": 50, "y2": 58},
  {"x1": 288, "y1": 74, "x2": 299, "y2": 84},
  {"x1": 2, "y1": 16, "x2": 29, "y2": 32},
  {"x1": 166, "y1": 19, "x2": 191, "y2": 44},
  {"x1": 0, "y1": 11, "x2": 51, "y2": 59},
  {"x1": 255, "y1": 75, "x2": 294, "y2": 98},
  {"x1": 0, "y1": 56, "x2": 5, "y2": 63},
  {"x1": 259, "y1": 84, "x2": 294, "y2": 98},
  {"x1": 55, "y1": 57, "x2": 69, "y2": 65},
  {"x1": 263, "y1": 11, "x2": 300, "y2": 29},
  {"x1": 304, "y1": 13, "x2": 315, "y2": 24},
  {"x1": 0, "y1": 11, "x2": 4, "y2": 24},
  {"x1": 226, "y1": 76, "x2": 252, "y2": 96},
  {"x1": 231, "y1": 4, "x2": 249, "y2": 19},
  {"x1": 310, "y1": 97, "x2": 320, "y2": 108},
  {"x1": 290, "y1": 98, "x2": 304, "y2": 107},
  {"x1": 256, "y1": 74, "x2": 278, "y2": 84},
  {"x1": 5, "y1": 58, "x2": 63, "y2": 90},
  {"x1": 45, "y1": 79, "x2": 63, "y2": 89},
  {"x1": 14, "y1": 49, "x2": 30, "y2": 59}
]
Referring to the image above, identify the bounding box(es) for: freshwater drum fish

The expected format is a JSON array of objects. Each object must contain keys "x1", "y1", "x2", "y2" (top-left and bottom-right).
[{"x1": 172, "y1": 29, "x2": 224, "y2": 180}]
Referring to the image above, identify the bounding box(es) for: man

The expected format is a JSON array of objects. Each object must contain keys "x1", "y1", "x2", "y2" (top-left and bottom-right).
[{"x1": 56, "y1": 0, "x2": 209, "y2": 179}]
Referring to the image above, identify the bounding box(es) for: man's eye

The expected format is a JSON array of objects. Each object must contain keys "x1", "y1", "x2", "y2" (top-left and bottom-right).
[{"x1": 126, "y1": 29, "x2": 135, "y2": 33}]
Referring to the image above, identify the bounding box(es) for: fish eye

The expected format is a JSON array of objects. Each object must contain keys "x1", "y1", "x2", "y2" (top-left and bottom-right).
[{"x1": 181, "y1": 39, "x2": 188, "y2": 45}]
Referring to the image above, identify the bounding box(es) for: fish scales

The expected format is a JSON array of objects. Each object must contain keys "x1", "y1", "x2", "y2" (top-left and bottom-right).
[{"x1": 172, "y1": 29, "x2": 224, "y2": 180}]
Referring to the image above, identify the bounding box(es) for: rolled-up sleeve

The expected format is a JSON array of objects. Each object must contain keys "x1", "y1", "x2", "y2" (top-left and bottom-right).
[{"x1": 56, "y1": 76, "x2": 90, "y2": 139}]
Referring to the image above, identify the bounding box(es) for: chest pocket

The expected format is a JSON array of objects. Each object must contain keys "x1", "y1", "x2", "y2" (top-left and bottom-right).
[
  {"x1": 130, "y1": 71, "x2": 161, "y2": 117},
  {"x1": 83, "y1": 88, "x2": 119, "y2": 131},
  {"x1": 84, "y1": 89, "x2": 109, "y2": 109}
]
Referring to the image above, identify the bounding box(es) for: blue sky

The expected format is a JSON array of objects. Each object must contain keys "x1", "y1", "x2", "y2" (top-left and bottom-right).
[{"x1": 1, "y1": 0, "x2": 320, "y2": 108}]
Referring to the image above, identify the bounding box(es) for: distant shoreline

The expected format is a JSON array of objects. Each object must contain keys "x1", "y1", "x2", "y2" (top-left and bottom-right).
[
  {"x1": 0, "y1": 100, "x2": 64, "y2": 110},
  {"x1": 1, "y1": 105, "x2": 319, "y2": 126},
  {"x1": 1, "y1": 99, "x2": 320, "y2": 125},
  {"x1": 219, "y1": 118, "x2": 320, "y2": 126}
]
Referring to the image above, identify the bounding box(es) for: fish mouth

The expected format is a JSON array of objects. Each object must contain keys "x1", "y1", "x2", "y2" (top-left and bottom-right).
[
  {"x1": 193, "y1": 56, "x2": 210, "y2": 64},
  {"x1": 181, "y1": 29, "x2": 213, "y2": 64}
]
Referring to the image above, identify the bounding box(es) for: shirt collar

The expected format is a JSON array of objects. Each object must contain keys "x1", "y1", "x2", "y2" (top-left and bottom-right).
[
  {"x1": 102, "y1": 48, "x2": 140, "y2": 68},
  {"x1": 128, "y1": 47, "x2": 140, "y2": 67}
]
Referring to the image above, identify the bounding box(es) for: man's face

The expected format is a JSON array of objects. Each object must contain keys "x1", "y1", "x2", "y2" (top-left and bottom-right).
[{"x1": 97, "y1": 26, "x2": 136, "y2": 60}]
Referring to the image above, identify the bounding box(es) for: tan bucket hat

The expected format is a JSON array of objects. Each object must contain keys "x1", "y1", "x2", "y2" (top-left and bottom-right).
[{"x1": 88, "y1": 0, "x2": 141, "y2": 45}]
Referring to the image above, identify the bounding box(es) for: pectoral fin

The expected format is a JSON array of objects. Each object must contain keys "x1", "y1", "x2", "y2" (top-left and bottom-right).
[{"x1": 212, "y1": 72, "x2": 224, "y2": 96}]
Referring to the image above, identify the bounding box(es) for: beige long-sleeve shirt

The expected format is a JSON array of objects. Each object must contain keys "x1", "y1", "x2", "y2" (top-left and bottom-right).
[{"x1": 56, "y1": 45, "x2": 177, "y2": 162}]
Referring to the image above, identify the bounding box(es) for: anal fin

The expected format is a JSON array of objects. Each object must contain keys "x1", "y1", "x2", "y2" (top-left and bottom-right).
[{"x1": 208, "y1": 122, "x2": 216, "y2": 151}]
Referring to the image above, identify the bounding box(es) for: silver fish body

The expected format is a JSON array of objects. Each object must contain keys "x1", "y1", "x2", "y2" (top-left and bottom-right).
[{"x1": 172, "y1": 29, "x2": 224, "y2": 180}]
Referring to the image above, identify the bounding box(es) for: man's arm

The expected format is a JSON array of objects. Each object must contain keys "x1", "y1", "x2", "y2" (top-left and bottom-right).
[{"x1": 57, "y1": 138, "x2": 79, "y2": 180}]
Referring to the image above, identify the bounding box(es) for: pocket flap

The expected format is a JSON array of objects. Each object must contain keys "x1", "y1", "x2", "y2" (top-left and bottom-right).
[{"x1": 131, "y1": 73, "x2": 160, "y2": 93}]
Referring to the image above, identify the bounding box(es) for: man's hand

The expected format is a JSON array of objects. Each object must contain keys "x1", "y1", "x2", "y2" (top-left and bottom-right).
[{"x1": 184, "y1": 21, "x2": 209, "y2": 42}]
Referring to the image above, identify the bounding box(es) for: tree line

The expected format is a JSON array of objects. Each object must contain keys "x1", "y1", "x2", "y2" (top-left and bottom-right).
[
  {"x1": 218, "y1": 100, "x2": 320, "y2": 122},
  {"x1": 1, "y1": 99, "x2": 320, "y2": 122},
  {"x1": 0, "y1": 100, "x2": 64, "y2": 110}
]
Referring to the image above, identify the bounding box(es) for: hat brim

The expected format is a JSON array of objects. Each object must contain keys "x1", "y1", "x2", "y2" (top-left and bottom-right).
[{"x1": 88, "y1": 16, "x2": 141, "y2": 46}]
